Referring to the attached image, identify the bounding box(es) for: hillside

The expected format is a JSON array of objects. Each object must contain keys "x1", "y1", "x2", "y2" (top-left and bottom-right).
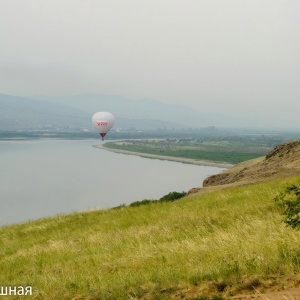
[
  {"x1": 2, "y1": 139, "x2": 300, "y2": 299},
  {"x1": 203, "y1": 139, "x2": 300, "y2": 187},
  {"x1": 1, "y1": 174, "x2": 300, "y2": 298}
]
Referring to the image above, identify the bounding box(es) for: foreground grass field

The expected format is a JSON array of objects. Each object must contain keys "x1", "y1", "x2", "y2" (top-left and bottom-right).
[{"x1": 1, "y1": 175, "x2": 300, "y2": 299}]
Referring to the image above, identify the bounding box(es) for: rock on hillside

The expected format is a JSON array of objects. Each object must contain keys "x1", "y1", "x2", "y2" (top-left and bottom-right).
[{"x1": 203, "y1": 139, "x2": 300, "y2": 187}]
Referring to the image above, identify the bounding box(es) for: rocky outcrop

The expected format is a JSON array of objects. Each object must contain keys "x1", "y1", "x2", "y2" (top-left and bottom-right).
[{"x1": 264, "y1": 139, "x2": 300, "y2": 160}]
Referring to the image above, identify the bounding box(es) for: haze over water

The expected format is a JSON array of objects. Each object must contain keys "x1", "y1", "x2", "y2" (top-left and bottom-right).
[{"x1": 0, "y1": 139, "x2": 224, "y2": 226}]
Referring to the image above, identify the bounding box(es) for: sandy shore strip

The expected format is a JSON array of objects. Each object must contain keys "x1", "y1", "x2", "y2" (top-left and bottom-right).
[{"x1": 93, "y1": 144, "x2": 233, "y2": 168}]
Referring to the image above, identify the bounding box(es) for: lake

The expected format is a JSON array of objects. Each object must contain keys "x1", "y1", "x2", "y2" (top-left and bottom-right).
[{"x1": 0, "y1": 139, "x2": 224, "y2": 226}]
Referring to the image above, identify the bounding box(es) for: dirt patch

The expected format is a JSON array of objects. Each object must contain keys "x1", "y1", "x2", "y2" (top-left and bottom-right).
[
  {"x1": 229, "y1": 275, "x2": 300, "y2": 299},
  {"x1": 231, "y1": 287, "x2": 300, "y2": 299},
  {"x1": 154, "y1": 275, "x2": 300, "y2": 300}
]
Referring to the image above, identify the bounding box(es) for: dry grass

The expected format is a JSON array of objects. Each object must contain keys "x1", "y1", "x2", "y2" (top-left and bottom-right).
[{"x1": 203, "y1": 140, "x2": 300, "y2": 187}]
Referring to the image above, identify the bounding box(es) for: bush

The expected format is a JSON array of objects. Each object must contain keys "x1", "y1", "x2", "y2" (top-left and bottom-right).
[
  {"x1": 159, "y1": 191, "x2": 187, "y2": 202},
  {"x1": 274, "y1": 184, "x2": 300, "y2": 229},
  {"x1": 129, "y1": 199, "x2": 155, "y2": 207},
  {"x1": 129, "y1": 191, "x2": 187, "y2": 207}
]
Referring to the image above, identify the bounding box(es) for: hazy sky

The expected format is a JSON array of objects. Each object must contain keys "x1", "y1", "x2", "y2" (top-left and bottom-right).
[{"x1": 1, "y1": 1, "x2": 300, "y2": 126}]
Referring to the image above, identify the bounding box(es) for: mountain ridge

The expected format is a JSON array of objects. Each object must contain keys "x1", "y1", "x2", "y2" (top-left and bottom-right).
[
  {"x1": 32, "y1": 93, "x2": 250, "y2": 127},
  {"x1": 0, "y1": 93, "x2": 189, "y2": 131}
]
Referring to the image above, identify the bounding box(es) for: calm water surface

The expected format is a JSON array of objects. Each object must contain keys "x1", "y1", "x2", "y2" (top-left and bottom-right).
[{"x1": 0, "y1": 139, "x2": 224, "y2": 226}]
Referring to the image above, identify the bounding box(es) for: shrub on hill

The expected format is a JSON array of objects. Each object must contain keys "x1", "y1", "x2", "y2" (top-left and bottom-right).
[
  {"x1": 274, "y1": 183, "x2": 300, "y2": 229},
  {"x1": 129, "y1": 199, "x2": 154, "y2": 207},
  {"x1": 159, "y1": 191, "x2": 187, "y2": 202},
  {"x1": 129, "y1": 191, "x2": 187, "y2": 207}
]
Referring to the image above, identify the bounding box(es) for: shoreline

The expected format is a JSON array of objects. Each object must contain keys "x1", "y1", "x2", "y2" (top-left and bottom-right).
[{"x1": 93, "y1": 144, "x2": 234, "y2": 168}]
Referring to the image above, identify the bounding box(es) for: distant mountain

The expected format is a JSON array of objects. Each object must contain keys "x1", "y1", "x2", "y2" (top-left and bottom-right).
[
  {"x1": 33, "y1": 94, "x2": 248, "y2": 127},
  {"x1": 0, "y1": 94, "x2": 188, "y2": 131},
  {"x1": 0, "y1": 94, "x2": 89, "y2": 131}
]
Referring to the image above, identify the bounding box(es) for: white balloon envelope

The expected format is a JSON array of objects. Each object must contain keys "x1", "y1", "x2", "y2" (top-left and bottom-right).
[{"x1": 92, "y1": 112, "x2": 115, "y2": 140}]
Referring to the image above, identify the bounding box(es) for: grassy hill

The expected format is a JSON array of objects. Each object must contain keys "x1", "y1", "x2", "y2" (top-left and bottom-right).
[
  {"x1": 1, "y1": 173, "x2": 300, "y2": 299},
  {"x1": 2, "y1": 139, "x2": 300, "y2": 299}
]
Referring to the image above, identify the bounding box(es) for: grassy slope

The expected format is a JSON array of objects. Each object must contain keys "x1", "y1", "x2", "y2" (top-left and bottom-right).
[
  {"x1": 1, "y1": 175, "x2": 300, "y2": 299},
  {"x1": 203, "y1": 139, "x2": 300, "y2": 188}
]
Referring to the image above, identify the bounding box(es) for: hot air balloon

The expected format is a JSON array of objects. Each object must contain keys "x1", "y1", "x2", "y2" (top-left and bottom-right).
[{"x1": 92, "y1": 112, "x2": 115, "y2": 141}]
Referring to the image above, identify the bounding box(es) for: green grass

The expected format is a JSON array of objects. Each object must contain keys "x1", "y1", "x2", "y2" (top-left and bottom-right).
[
  {"x1": 104, "y1": 139, "x2": 271, "y2": 164},
  {"x1": 1, "y1": 175, "x2": 300, "y2": 299}
]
